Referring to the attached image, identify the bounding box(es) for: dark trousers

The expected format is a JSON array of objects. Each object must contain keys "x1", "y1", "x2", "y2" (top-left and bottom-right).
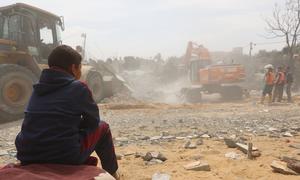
[
  {"x1": 286, "y1": 83, "x2": 292, "y2": 102},
  {"x1": 273, "y1": 84, "x2": 284, "y2": 102},
  {"x1": 80, "y1": 121, "x2": 118, "y2": 175}
]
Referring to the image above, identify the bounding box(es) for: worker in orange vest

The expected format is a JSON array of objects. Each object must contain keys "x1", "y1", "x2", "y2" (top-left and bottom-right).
[
  {"x1": 261, "y1": 65, "x2": 275, "y2": 104},
  {"x1": 272, "y1": 66, "x2": 286, "y2": 102}
]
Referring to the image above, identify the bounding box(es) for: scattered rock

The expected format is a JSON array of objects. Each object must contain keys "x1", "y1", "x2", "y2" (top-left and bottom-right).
[
  {"x1": 0, "y1": 150, "x2": 8, "y2": 156},
  {"x1": 283, "y1": 132, "x2": 293, "y2": 137},
  {"x1": 196, "y1": 139, "x2": 203, "y2": 145},
  {"x1": 225, "y1": 152, "x2": 242, "y2": 160},
  {"x1": 162, "y1": 136, "x2": 175, "y2": 140},
  {"x1": 145, "y1": 159, "x2": 163, "y2": 165},
  {"x1": 289, "y1": 144, "x2": 300, "y2": 149},
  {"x1": 134, "y1": 152, "x2": 144, "y2": 158},
  {"x1": 224, "y1": 138, "x2": 237, "y2": 148},
  {"x1": 152, "y1": 172, "x2": 171, "y2": 180},
  {"x1": 184, "y1": 161, "x2": 211, "y2": 171},
  {"x1": 150, "y1": 136, "x2": 162, "y2": 141},
  {"x1": 268, "y1": 127, "x2": 279, "y2": 132},
  {"x1": 136, "y1": 136, "x2": 150, "y2": 140},
  {"x1": 252, "y1": 151, "x2": 262, "y2": 157},
  {"x1": 176, "y1": 137, "x2": 186, "y2": 140},
  {"x1": 201, "y1": 134, "x2": 210, "y2": 138},
  {"x1": 183, "y1": 141, "x2": 197, "y2": 149},
  {"x1": 142, "y1": 151, "x2": 167, "y2": 162},
  {"x1": 115, "y1": 137, "x2": 129, "y2": 143},
  {"x1": 281, "y1": 156, "x2": 300, "y2": 173},
  {"x1": 236, "y1": 143, "x2": 258, "y2": 154},
  {"x1": 270, "y1": 160, "x2": 298, "y2": 175},
  {"x1": 288, "y1": 162, "x2": 300, "y2": 174}
]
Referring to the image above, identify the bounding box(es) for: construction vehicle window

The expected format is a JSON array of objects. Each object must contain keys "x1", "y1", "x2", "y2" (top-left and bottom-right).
[
  {"x1": 0, "y1": 15, "x2": 9, "y2": 39},
  {"x1": 22, "y1": 17, "x2": 35, "y2": 46},
  {"x1": 8, "y1": 15, "x2": 21, "y2": 42},
  {"x1": 39, "y1": 22, "x2": 54, "y2": 45},
  {"x1": 55, "y1": 23, "x2": 62, "y2": 44}
]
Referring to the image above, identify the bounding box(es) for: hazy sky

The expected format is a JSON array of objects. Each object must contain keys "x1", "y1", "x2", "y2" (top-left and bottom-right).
[{"x1": 2, "y1": 0, "x2": 286, "y2": 59}]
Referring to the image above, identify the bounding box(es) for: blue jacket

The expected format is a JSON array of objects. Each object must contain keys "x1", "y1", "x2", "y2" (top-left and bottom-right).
[{"x1": 15, "y1": 68, "x2": 100, "y2": 164}]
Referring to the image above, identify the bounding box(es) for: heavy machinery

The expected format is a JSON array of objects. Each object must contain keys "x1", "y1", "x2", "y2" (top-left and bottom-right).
[
  {"x1": 0, "y1": 3, "x2": 126, "y2": 122},
  {"x1": 182, "y1": 41, "x2": 246, "y2": 102}
]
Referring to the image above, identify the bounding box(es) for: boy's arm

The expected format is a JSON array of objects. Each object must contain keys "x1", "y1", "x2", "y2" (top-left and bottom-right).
[{"x1": 79, "y1": 83, "x2": 100, "y2": 130}]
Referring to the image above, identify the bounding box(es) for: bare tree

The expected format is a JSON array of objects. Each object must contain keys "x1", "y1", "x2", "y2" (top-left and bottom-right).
[{"x1": 265, "y1": 0, "x2": 300, "y2": 66}]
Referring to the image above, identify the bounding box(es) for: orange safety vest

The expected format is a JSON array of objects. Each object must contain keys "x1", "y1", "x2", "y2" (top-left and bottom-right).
[
  {"x1": 265, "y1": 72, "x2": 274, "y2": 85},
  {"x1": 277, "y1": 72, "x2": 285, "y2": 85}
]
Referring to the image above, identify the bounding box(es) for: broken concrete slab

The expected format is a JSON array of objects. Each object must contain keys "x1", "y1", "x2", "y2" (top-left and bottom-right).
[
  {"x1": 152, "y1": 172, "x2": 171, "y2": 180},
  {"x1": 270, "y1": 160, "x2": 298, "y2": 175},
  {"x1": 288, "y1": 162, "x2": 300, "y2": 174},
  {"x1": 183, "y1": 161, "x2": 211, "y2": 171},
  {"x1": 283, "y1": 132, "x2": 293, "y2": 137},
  {"x1": 236, "y1": 143, "x2": 258, "y2": 154},
  {"x1": 224, "y1": 138, "x2": 237, "y2": 148},
  {"x1": 289, "y1": 144, "x2": 300, "y2": 149}
]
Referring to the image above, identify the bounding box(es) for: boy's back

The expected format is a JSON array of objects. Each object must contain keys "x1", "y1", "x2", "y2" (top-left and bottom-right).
[{"x1": 15, "y1": 68, "x2": 100, "y2": 164}]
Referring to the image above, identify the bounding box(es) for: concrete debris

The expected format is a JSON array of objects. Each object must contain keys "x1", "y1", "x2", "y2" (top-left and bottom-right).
[
  {"x1": 225, "y1": 152, "x2": 242, "y2": 160},
  {"x1": 201, "y1": 134, "x2": 210, "y2": 138},
  {"x1": 283, "y1": 132, "x2": 293, "y2": 137},
  {"x1": 281, "y1": 156, "x2": 300, "y2": 174},
  {"x1": 162, "y1": 135, "x2": 176, "y2": 140},
  {"x1": 236, "y1": 143, "x2": 258, "y2": 154},
  {"x1": 196, "y1": 138, "x2": 203, "y2": 145},
  {"x1": 115, "y1": 137, "x2": 129, "y2": 143},
  {"x1": 270, "y1": 160, "x2": 298, "y2": 175},
  {"x1": 224, "y1": 138, "x2": 237, "y2": 148},
  {"x1": 150, "y1": 136, "x2": 162, "y2": 141},
  {"x1": 288, "y1": 162, "x2": 300, "y2": 174},
  {"x1": 176, "y1": 137, "x2": 186, "y2": 140},
  {"x1": 183, "y1": 161, "x2": 211, "y2": 171},
  {"x1": 289, "y1": 144, "x2": 300, "y2": 149},
  {"x1": 251, "y1": 151, "x2": 262, "y2": 158},
  {"x1": 152, "y1": 172, "x2": 171, "y2": 180},
  {"x1": 134, "y1": 152, "x2": 144, "y2": 158},
  {"x1": 0, "y1": 150, "x2": 8, "y2": 156},
  {"x1": 142, "y1": 151, "x2": 167, "y2": 162},
  {"x1": 145, "y1": 159, "x2": 163, "y2": 165},
  {"x1": 183, "y1": 141, "x2": 197, "y2": 149}
]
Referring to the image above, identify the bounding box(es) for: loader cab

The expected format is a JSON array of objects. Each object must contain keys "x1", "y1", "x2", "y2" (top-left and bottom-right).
[{"x1": 0, "y1": 3, "x2": 64, "y2": 63}]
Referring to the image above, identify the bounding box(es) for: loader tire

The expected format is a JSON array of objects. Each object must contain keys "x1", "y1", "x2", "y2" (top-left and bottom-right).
[
  {"x1": 0, "y1": 64, "x2": 37, "y2": 123},
  {"x1": 220, "y1": 86, "x2": 243, "y2": 100},
  {"x1": 86, "y1": 71, "x2": 105, "y2": 102}
]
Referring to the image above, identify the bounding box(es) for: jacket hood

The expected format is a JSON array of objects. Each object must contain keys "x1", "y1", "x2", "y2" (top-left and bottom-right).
[{"x1": 34, "y1": 69, "x2": 75, "y2": 96}]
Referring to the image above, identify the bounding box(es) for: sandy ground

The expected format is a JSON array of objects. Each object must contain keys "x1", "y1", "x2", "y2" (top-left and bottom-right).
[{"x1": 1, "y1": 96, "x2": 300, "y2": 179}]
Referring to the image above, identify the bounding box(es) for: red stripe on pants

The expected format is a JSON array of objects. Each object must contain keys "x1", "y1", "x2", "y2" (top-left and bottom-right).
[{"x1": 80, "y1": 123, "x2": 108, "y2": 152}]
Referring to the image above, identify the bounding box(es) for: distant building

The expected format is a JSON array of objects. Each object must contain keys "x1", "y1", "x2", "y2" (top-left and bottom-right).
[{"x1": 232, "y1": 47, "x2": 243, "y2": 55}]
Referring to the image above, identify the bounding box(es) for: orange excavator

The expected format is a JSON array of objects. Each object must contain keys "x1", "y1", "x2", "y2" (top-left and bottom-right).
[{"x1": 182, "y1": 41, "x2": 246, "y2": 102}]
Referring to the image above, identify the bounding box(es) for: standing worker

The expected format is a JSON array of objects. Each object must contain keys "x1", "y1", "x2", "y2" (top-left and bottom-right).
[
  {"x1": 272, "y1": 66, "x2": 286, "y2": 102},
  {"x1": 261, "y1": 64, "x2": 275, "y2": 104},
  {"x1": 285, "y1": 66, "x2": 294, "y2": 102}
]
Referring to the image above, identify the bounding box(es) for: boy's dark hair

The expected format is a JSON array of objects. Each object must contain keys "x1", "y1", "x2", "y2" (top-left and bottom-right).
[{"x1": 48, "y1": 45, "x2": 82, "y2": 70}]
